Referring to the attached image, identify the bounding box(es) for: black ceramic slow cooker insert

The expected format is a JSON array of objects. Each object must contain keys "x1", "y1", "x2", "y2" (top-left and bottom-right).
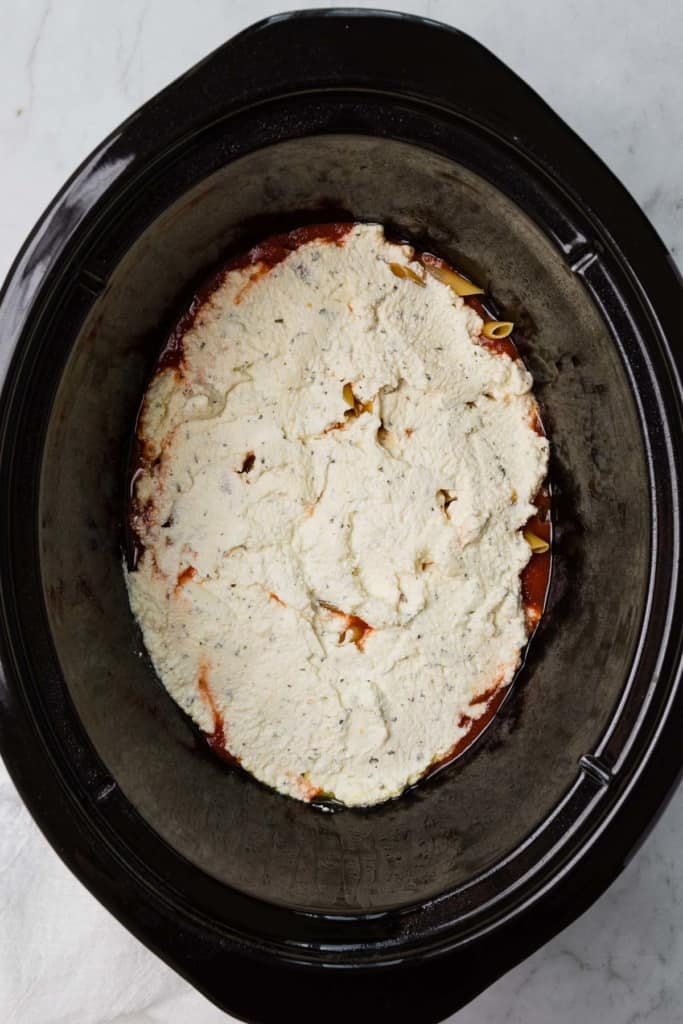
[{"x1": 1, "y1": 10, "x2": 682, "y2": 1024}]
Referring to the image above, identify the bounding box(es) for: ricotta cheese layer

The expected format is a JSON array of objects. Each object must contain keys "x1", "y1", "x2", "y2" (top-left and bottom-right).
[{"x1": 127, "y1": 223, "x2": 549, "y2": 807}]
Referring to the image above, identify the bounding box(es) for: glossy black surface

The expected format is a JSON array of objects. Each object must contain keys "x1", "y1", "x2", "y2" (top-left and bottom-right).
[{"x1": 0, "y1": 10, "x2": 682, "y2": 1024}]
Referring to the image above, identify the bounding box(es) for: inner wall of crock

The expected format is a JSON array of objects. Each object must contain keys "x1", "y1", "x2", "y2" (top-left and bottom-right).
[{"x1": 39, "y1": 135, "x2": 649, "y2": 913}]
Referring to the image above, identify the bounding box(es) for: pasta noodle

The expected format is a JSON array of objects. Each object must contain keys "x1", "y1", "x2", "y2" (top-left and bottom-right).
[
  {"x1": 389, "y1": 262, "x2": 426, "y2": 286},
  {"x1": 482, "y1": 320, "x2": 514, "y2": 340},
  {"x1": 523, "y1": 529, "x2": 550, "y2": 554},
  {"x1": 420, "y1": 253, "x2": 485, "y2": 296}
]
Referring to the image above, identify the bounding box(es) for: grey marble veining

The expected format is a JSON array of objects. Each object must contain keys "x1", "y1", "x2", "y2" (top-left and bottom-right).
[{"x1": 1, "y1": 2, "x2": 681, "y2": 1022}]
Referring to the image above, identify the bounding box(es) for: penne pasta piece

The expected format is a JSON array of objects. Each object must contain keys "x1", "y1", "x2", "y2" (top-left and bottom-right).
[
  {"x1": 342, "y1": 382, "x2": 373, "y2": 418},
  {"x1": 342, "y1": 382, "x2": 356, "y2": 407},
  {"x1": 482, "y1": 320, "x2": 514, "y2": 340},
  {"x1": 523, "y1": 529, "x2": 550, "y2": 554},
  {"x1": 389, "y1": 262, "x2": 426, "y2": 286},
  {"x1": 421, "y1": 253, "x2": 485, "y2": 296}
]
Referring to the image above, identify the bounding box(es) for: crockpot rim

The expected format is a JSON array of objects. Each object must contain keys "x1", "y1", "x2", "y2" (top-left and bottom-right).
[{"x1": 0, "y1": 8, "x2": 682, "y2": 1021}]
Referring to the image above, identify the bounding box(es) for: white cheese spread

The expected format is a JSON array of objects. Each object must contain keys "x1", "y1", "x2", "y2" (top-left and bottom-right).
[{"x1": 126, "y1": 223, "x2": 549, "y2": 806}]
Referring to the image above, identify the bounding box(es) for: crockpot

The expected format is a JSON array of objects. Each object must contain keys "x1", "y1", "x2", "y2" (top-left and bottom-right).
[{"x1": 1, "y1": 10, "x2": 682, "y2": 1023}]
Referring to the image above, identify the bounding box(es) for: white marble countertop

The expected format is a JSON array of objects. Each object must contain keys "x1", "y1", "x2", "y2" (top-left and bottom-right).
[{"x1": 1, "y1": 2, "x2": 682, "y2": 1022}]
